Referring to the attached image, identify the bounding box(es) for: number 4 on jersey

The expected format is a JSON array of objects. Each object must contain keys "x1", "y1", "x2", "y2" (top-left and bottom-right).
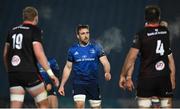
[{"x1": 156, "y1": 40, "x2": 164, "y2": 56}]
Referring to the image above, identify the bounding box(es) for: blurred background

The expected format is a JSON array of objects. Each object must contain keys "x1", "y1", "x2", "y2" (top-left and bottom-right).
[{"x1": 0, "y1": 0, "x2": 179, "y2": 108}]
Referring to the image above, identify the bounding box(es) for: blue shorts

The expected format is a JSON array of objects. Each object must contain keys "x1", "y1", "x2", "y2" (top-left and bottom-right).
[{"x1": 72, "y1": 83, "x2": 101, "y2": 100}]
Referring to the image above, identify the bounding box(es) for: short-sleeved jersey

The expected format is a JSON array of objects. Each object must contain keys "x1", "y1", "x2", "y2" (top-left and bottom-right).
[
  {"x1": 6, "y1": 23, "x2": 43, "y2": 73},
  {"x1": 132, "y1": 25, "x2": 172, "y2": 78},
  {"x1": 37, "y1": 58, "x2": 60, "y2": 96},
  {"x1": 37, "y1": 58, "x2": 60, "y2": 83},
  {"x1": 67, "y1": 42, "x2": 105, "y2": 84}
]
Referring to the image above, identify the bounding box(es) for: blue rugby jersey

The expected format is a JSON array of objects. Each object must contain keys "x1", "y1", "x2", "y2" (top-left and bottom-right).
[
  {"x1": 67, "y1": 42, "x2": 105, "y2": 84},
  {"x1": 37, "y1": 58, "x2": 60, "y2": 83}
]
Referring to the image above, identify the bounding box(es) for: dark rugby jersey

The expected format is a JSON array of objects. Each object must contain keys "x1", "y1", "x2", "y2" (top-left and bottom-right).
[
  {"x1": 132, "y1": 25, "x2": 172, "y2": 78},
  {"x1": 6, "y1": 23, "x2": 43, "y2": 72}
]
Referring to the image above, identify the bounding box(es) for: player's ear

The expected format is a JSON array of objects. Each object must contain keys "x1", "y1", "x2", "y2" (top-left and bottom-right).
[
  {"x1": 76, "y1": 35, "x2": 80, "y2": 39},
  {"x1": 33, "y1": 16, "x2": 38, "y2": 25}
]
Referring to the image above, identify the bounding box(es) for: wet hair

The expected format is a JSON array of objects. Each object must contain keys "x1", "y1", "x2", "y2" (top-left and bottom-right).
[
  {"x1": 76, "y1": 24, "x2": 89, "y2": 35},
  {"x1": 145, "y1": 5, "x2": 161, "y2": 23},
  {"x1": 23, "y1": 6, "x2": 38, "y2": 21}
]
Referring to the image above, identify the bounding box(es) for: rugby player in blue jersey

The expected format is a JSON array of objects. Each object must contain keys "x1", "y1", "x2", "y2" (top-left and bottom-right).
[
  {"x1": 58, "y1": 25, "x2": 111, "y2": 108},
  {"x1": 37, "y1": 58, "x2": 59, "y2": 108}
]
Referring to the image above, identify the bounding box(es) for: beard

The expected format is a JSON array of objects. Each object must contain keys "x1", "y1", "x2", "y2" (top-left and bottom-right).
[{"x1": 80, "y1": 38, "x2": 89, "y2": 45}]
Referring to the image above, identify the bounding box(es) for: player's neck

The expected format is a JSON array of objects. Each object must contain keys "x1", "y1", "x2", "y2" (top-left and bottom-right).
[
  {"x1": 79, "y1": 42, "x2": 89, "y2": 47},
  {"x1": 23, "y1": 21, "x2": 35, "y2": 25},
  {"x1": 145, "y1": 23, "x2": 159, "y2": 27}
]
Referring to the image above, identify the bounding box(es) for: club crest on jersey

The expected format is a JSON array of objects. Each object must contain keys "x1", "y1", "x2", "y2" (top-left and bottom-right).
[
  {"x1": 11, "y1": 55, "x2": 21, "y2": 66},
  {"x1": 89, "y1": 49, "x2": 95, "y2": 54},
  {"x1": 155, "y1": 60, "x2": 165, "y2": 71}
]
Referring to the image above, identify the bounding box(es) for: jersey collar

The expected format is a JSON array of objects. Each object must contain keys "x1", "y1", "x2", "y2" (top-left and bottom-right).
[{"x1": 78, "y1": 42, "x2": 90, "y2": 47}]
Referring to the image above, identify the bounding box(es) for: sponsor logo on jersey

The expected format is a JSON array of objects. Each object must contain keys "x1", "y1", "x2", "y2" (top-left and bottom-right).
[
  {"x1": 76, "y1": 56, "x2": 95, "y2": 62},
  {"x1": 82, "y1": 55, "x2": 87, "y2": 58},
  {"x1": 11, "y1": 55, "x2": 21, "y2": 66},
  {"x1": 165, "y1": 91, "x2": 173, "y2": 95},
  {"x1": 147, "y1": 29, "x2": 167, "y2": 37},
  {"x1": 12, "y1": 25, "x2": 30, "y2": 30},
  {"x1": 155, "y1": 60, "x2": 165, "y2": 71}
]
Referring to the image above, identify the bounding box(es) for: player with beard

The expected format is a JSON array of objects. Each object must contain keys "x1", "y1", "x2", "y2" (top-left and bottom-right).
[
  {"x1": 58, "y1": 25, "x2": 111, "y2": 108},
  {"x1": 119, "y1": 5, "x2": 175, "y2": 108}
]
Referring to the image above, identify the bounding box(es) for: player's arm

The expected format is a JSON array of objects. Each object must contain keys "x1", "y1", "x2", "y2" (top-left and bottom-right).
[
  {"x1": 59, "y1": 61, "x2": 73, "y2": 96},
  {"x1": 119, "y1": 48, "x2": 139, "y2": 91},
  {"x1": 168, "y1": 53, "x2": 176, "y2": 89},
  {"x1": 99, "y1": 56, "x2": 111, "y2": 81},
  {"x1": 3, "y1": 43, "x2": 10, "y2": 72},
  {"x1": 122, "y1": 48, "x2": 139, "y2": 79},
  {"x1": 33, "y1": 42, "x2": 59, "y2": 86}
]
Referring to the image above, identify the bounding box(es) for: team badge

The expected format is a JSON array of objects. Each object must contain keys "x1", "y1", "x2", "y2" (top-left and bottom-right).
[
  {"x1": 11, "y1": 55, "x2": 21, "y2": 66},
  {"x1": 89, "y1": 49, "x2": 95, "y2": 54},
  {"x1": 155, "y1": 60, "x2": 165, "y2": 71}
]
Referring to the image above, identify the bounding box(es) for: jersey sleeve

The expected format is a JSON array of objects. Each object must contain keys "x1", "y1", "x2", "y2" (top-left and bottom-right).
[
  {"x1": 166, "y1": 30, "x2": 172, "y2": 55},
  {"x1": 32, "y1": 27, "x2": 43, "y2": 43},
  {"x1": 131, "y1": 33, "x2": 141, "y2": 49},
  {"x1": 67, "y1": 48, "x2": 74, "y2": 62},
  {"x1": 96, "y1": 43, "x2": 106, "y2": 58},
  {"x1": 49, "y1": 58, "x2": 60, "y2": 73}
]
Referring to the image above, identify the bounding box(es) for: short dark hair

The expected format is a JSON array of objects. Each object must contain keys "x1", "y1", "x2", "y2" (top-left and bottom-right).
[
  {"x1": 76, "y1": 24, "x2": 89, "y2": 35},
  {"x1": 23, "y1": 6, "x2": 38, "y2": 21},
  {"x1": 145, "y1": 5, "x2": 160, "y2": 23}
]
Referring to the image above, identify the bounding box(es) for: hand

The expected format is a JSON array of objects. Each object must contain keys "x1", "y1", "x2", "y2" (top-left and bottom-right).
[
  {"x1": 58, "y1": 86, "x2": 65, "y2": 96},
  {"x1": 126, "y1": 78, "x2": 134, "y2": 91},
  {"x1": 50, "y1": 75, "x2": 59, "y2": 87},
  {"x1": 104, "y1": 73, "x2": 111, "y2": 81},
  {"x1": 46, "y1": 84, "x2": 52, "y2": 91},
  {"x1": 119, "y1": 76, "x2": 126, "y2": 90}
]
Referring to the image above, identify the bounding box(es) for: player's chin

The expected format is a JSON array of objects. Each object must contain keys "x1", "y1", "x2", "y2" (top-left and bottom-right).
[
  {"x1": 84, "y1": 39, "x2": 89, "y2": 43},
  {"x1": 106, "y1": 78, "x2": 111, "y2": 81}
]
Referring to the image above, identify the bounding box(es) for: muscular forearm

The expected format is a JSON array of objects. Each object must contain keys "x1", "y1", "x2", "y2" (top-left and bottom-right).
[
  {"x1": 126, "y1": 63, "x2": 135, "y2": 79},
  {"x1": 100, "y1": 56, "x2": 111, "y2": 74},
  {"x1": 103, "y1": 61, "x2": 111, "y2": 74},
  {"x1": 3, "y1": 57, "x2": 8, "y2": 72},
  {"x1": 168, "y1": 54, "x2": 176, "y2": 89},
  {"x1": 3, "y1": 43, "x2": 10, "y2": 72},
  {"x1": 120, "y1": 48, "x2": 138, "y2": 79},
  {"x1": 60, "y1": 65, "x2": 72, "y2": 87}
]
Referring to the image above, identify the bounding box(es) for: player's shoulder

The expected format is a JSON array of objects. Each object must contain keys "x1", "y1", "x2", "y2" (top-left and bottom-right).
[
  {"x1": 90, "y1": 41, "x2": 100, "y2": 48},
  {"x1": 9, "y1": 24, "x2": 24, "y2": 32},
  {"x1": 139, "y1": 27, "x2": 148, "y2": 33},
  {"x1": 136, "y1": 27, "x2": 150, "y2": 38},
  {"x1": 89, "y1": 41, "x2": 104, "y2": 52},
  {"x1": 68, "y1": 43, "x2": 79, "y2": 52},
  {"x1": 158, "y1": 25, "x2": 169, "y2": 31},
  {"x1": 70, "y1": 43, "x2": 79, "y2": 48},
  {"x1": 30, "y1": 25, "x2": 42, "y2": 33}
]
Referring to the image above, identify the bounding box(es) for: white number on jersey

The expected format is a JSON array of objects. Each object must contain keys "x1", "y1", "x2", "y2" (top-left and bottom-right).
[
  {"x1": 12, "y1": 33, "x2": 23, "y2": 49},
  {"x1": 156, "y1": 40, "x2": 164, "y2": 56}
]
